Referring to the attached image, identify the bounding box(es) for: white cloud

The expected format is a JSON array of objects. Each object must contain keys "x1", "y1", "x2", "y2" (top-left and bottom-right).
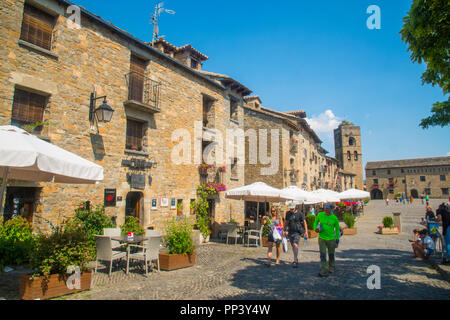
[
  {"x1": 305, "y1": 110, "x2": 344, "y2": 156},
  {"x1": 306, "y1": 109, "x2": 342, "y2": 140}
]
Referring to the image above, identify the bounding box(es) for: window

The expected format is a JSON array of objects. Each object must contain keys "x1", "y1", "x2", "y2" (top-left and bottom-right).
[
  {"x1": 442, "y1": 188, "x2": 449, "y2": 195},
  {"x1": 126, "y1": 119, "x2": 144, "y2": 151},
  {"x1": 20, "y1": 4, "x2": 56, "y2": 51},
  {"x1": 11, "y1": 88, "x2": 47, "y2": 134},
  {"x1": 347, "y1": 151, "x2": 351, "y2": 161},
  {"x1": 402, "y1": 179, "x2": 406, "y2": 184},
  {"x1": 424, "y1": 188, "x2": 431, "y2": 195},
  {"x1": 389, "y1": 189, "x2": 394, "y2": 194},
  {"x1": 401, "y1": 169, "x2": 404, "y2": 173},
  {"x1": 387, "y1": 169, "x2": 391, "y2": 175},
  {"x1": 372, "y1": 170, "x2": 376, "y2": 176},
  {"x1": 354, "y1": 151, "x2": 358, "y2": 161},
  {"x1": 420, "y1": 176, "x2": 426, "y2": 182},
  {"x1": 440, "y1": 175, "x2": 446, "y2": 181},
  {"x1": 349, "y1": 137, "x2": 355, "y2": 146},
  {"x1": 231, "y1": 158, "x2": 238, "y2": 178},
  {"x1": 230, "y1": 97, "x2": 238, "y2": 121},
  {"x1": 128, "y1": 55, "x2": 147, "y2": 102},
  {"x1": 190, "y1": 59, "x2": 198, "y2": 69}
]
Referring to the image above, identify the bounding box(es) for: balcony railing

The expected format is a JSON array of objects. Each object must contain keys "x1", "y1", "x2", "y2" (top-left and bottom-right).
[{"x1": 125, "y1": 72, "x2": 161, "y2": 113}]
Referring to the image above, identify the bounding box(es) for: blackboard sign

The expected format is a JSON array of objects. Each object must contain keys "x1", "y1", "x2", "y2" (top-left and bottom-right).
[
  {"x1": 130, "y1": 174, "x2": 146, "y2": 190},
  {"x1": 104, "y1": 189, "x2": 116, "y2": 207}
]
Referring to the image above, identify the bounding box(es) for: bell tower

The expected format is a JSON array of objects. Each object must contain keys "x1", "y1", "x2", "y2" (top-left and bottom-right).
[{"x1": 334, "y1": 121, "x2": 364, "y2": 190}]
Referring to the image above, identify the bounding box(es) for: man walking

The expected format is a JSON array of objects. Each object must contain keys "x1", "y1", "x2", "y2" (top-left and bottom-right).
[
  {"x1": 284, "y1": 204, "x2": 308, "y2": 268},
  {"x1": 314, "y1": 203, "x2": 340, "y2": 277}
]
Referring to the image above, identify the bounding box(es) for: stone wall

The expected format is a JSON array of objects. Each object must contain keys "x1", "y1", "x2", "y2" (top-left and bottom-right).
[{"x1": 0, "y1": 0, "x2": 244, "y2": 233}]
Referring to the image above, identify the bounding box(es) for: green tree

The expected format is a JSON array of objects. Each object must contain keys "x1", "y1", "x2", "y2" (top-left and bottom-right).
[{"x1": 399, "y1": 0, "x2": 450, "y2": 128}]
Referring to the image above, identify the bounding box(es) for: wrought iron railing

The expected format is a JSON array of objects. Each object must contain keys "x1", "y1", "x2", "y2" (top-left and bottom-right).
[{"x1": 125, "y1": 72, "x2": 161, "y2": 109}]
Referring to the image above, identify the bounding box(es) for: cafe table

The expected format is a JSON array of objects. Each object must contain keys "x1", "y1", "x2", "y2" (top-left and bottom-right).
[{"x1": 111, "y1": 235, "x2": 149, "y2": 245}]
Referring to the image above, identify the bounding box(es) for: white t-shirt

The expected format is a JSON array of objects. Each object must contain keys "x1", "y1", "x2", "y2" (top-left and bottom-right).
[{"x1": 424, "y1": 236, "x2": 435, "y2": 250}]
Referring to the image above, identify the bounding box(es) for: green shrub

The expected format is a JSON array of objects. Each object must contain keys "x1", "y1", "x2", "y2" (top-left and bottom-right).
[
  {"x1": 382, "y1": 216, "x2": 394, "y2": 228},
  {"x1": 120, "y1": 216, "x2": 145, "y2": 236},
  {"x1": 0, "y1": 216, "x2": 35, "y2": 272},
  {"x1": 163, "y1": 218, "x2": 195, "y2": 255},
  {"x1": 305, "y1": 214, "x2": 316, "y2": 231},
  {"x1": 364, "y1": 199, "x2": 370, "y2": 205},
  {"x1": 343, "y1": 213, "x2": 356, "y2": 229},
  {"x1": 30, "y1": 223, "x2": 94, "y2": 278},
  {"x1": 262, "y1": 221, "x2": 271, "y2": 237}
]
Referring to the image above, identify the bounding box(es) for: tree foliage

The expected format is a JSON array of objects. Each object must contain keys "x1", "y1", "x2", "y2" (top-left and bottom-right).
[{"x1": 399, "y1": 0, "x2": 450, "y2": 128}]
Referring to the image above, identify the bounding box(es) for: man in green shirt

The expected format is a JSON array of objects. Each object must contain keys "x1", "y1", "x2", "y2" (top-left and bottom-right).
[{"x1": 313, "y1": 203, "x2": 340, "y2": 277}]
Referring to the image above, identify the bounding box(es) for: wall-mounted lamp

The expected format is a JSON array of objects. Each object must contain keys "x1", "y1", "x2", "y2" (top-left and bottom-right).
[
  {"x1": 150, "y1": 159, "x2": 158, "y2": 169},
  {"x1": 89, "y1": 92, "x2": 114, "y2": 125}
]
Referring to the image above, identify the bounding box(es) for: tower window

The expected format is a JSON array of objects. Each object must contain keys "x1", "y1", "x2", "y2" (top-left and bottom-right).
[
  {"x1": 347, "y1": 151, "x2": 351, "y2": 161},
  {"x1": 354, "y1": 151, "x2": 358, "y2": 161},
  {"x1": 349, "y1": 137, "x2": 355, "y2": 146}
]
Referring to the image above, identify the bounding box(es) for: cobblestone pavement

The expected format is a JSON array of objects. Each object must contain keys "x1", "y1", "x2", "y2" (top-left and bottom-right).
[
  {"x1": 1, "y1": 200, "x2": 449, "y2": 300},
  {"x1": 62, "y1": 199, "x2": 449, "y2": 300}
]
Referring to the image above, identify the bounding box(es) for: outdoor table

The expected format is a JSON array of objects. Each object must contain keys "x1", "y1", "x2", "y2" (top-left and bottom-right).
[{"x1": 111, "y1": 235, "x2": 149, "y2": 244}]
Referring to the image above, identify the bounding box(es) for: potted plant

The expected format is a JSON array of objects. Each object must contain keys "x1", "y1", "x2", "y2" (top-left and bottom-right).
[
  {"x1": 20, "y1": 221, "x2": 95, "y2": 300},
  {"x1": 378, "y1": 216, "x2": 399, "y2": 234},
  {"x1": 305, "y1": 214, "x2": 318, "y2": 238},
  {"x1": 159, "y1": 218, "x2": 196, "y2": 271},
  {"x1": 342, "y1": 213, "x2": 357, "y2": 235},
  {"x1": 120, "y1": 216, "x2": 144, "y2": 236},
  {"x1": 176, "y1": 202, "x2": 183, "y2": 216},
  {"x1": 262, "y1": 222, "x2": 271, "y2": 247}
]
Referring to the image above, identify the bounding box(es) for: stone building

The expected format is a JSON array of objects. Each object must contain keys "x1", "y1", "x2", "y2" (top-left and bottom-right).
[
  {"x1": 365, "y1": 156, "x2": 450, "y2": 200},
  {"x1": 334, "y1": 122, "x2": 364, "y2": 190},
  {"x1": 0, "y1": 0, "x2": 246, "y2": 232}
]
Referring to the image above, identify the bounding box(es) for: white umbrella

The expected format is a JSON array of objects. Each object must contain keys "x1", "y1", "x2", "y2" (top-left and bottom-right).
[
  {"x1": 226, "y1": 182, "x2": 295, "y2": 225},
  {"x1": 282, "y1": 186, "x2": 322, "y2": 204},
  {"x1": 311, "y1": 189, "x2": 341, "y2": 203},
  {"x1": 338, "y1": 188, "x2": 370, "y2": 200},
  {"x1": 0, "y1": 126, "x2": 104, "y2": 214}
]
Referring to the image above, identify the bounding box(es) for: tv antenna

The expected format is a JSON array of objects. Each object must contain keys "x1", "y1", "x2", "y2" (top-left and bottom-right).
[{"x1": 151, "y1": 2, "x2": 176, "y2": 43}]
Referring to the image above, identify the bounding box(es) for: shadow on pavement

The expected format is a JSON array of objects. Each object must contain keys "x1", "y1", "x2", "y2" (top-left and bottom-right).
[{"x1": 217, "y1": 248, "x2": 449, "y2": 300}]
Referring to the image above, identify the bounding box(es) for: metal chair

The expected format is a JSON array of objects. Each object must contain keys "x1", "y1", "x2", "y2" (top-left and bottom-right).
[
  {"x1": 103, "y1": 228, "x2": 122, "y2": 250},
  {"x1": 244, "y1": 225, "x2": 263, "y2": 247},
  {"x1": 226, "y1": 223, "x2": 241, "y2": 245},
  {"x1": 94, "y1": 235, "x2": 127, "y2": 278},
  {"x1": 126, "y1": 236, "x2": 162, "y2": 277}
]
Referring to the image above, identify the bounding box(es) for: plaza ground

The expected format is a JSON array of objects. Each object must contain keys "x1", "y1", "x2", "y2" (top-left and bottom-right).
[{"x1": 1, "y1": 199, "x2": 449, "y2": 300}]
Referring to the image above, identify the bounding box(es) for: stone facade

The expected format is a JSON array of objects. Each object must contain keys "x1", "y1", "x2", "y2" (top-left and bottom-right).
[
  {"x1": 366, "y1": 157, "x2": 450, "y2": 200},
  {"x1": 0, "y1": 0, "x2": 244, "y2": 233}
]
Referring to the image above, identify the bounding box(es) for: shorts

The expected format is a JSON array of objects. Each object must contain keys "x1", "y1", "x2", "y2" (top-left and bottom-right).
[{"x1": 288, "y1": 233, "x2": 302, "y2": 245}]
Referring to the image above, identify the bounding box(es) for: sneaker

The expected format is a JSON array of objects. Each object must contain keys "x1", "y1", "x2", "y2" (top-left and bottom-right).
[
  {"x1": 292, "y1": 262, "x2": 298, "y2": 268},
  {"x1": 318, "y1": 271, "x2": 328, "y2": 277},
  {"x1": 329, "y1": 266, "x2": 335, "y2": 274}
]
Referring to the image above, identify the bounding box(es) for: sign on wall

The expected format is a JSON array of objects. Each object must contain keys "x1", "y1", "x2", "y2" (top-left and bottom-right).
[
  {"x1": 161, "y1": 198, "x2": 169, "y2": 207},
  {"x1": 151, "y1": 198, "x2": 158, "y2": 210},
  {"x1": 170, "y1": 198, "x2": 176, "y2": 209},
  {"x1": 104, "y1": 189, "x2": 116, "y2": 207}
]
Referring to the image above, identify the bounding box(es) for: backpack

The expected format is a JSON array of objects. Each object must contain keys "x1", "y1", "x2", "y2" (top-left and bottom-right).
[{"x1": 286, "y1": 211, "x2": 305, "y2": 235}]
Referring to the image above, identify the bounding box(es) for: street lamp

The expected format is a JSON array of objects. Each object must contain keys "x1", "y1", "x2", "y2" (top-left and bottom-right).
[{"x1": 89, "y1": 92, "x2": 114, "y2": 125}]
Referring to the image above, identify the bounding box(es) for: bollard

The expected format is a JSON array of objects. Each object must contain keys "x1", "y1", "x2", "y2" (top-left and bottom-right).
[{"x1": 393, "y1": 212, "x2": 401, "y2": 232}]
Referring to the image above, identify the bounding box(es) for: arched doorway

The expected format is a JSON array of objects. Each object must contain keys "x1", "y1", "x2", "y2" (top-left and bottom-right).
[
  {"x1": 125, "y1": 192, "x2": 144, "y2": 223},
  {"x1": 410, "y1": 189, "x2": 419, "y2": 199},
  {"x1": 371, "y1": 189, "x2": 383, "y2": 200}
]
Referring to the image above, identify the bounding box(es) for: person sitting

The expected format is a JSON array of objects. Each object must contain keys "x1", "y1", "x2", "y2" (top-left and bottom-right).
[
  {"x1": 423, "y1": 230, "x2": 435, "y2": 259},
  {"x1": 411, "y1": 229, "x2": 434, "y2": 259}
]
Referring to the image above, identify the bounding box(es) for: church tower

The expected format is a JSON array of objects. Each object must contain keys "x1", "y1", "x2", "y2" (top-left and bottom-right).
[{"x1": 334, "y1": 121, "x2": 364, "y2": 190}]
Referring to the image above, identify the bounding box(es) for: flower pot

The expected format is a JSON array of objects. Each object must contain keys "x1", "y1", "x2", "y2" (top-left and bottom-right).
[
  {"x1": 379, "y1": 226, "x2": 399, "y2": 235},
  {"x1": 19, "y1": 271, "x2": 92, "y2": 300},
  {"x1": 307, "y1": 230, "x2": 318, "y2": 238},
  {"x1": 200, "y1": 233, "x2": 210, "y2": 243},
  {"x1": 159, "y1": 252, "x2": 196, "y2": 271},
  {"x1": 262, "y1": 237, "x2": 269, "y2": 247},
  {"x1": 343, "y1": 228, "x2": 357, "y2": 235}
]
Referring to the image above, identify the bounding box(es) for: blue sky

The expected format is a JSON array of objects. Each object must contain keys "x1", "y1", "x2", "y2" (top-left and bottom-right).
[{"x1": 74, "y1": 0, "x2": 449, "y2": 171}]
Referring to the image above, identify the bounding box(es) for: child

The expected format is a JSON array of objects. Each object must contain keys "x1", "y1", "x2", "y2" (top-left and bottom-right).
[{"x1": 423, "y1": 230, "x2": 435, "y2": 259}]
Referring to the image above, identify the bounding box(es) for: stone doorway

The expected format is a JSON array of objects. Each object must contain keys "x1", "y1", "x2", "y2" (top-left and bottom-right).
[
  {"x1": 371, "y1": 189, "x2": 383, "y2": 200},
  {"x1": 125, "y1": 192, "x2": 144, "y2": 224},
  {"x1": 410, "y1": 189, "x2": 419, "y2": 199}
]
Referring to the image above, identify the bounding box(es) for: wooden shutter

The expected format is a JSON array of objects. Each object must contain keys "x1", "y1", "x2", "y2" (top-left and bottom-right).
[
  {"x1": 20, "y1": 4, "x2": 55, "y2": 51},
  {"x1": 12, "y1": 89, "x2": 46, "y2": 124},
  {"x1": 126, "y1": 119, "x2": 144, "y2": 151},
  {"x1": 128, "y1": 55, "x2": 147, "y2": 102}
]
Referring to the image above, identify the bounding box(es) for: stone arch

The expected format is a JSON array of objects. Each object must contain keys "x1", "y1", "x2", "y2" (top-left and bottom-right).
[{"x1": 371, "y1": 189, "x2": 383, "y2": 200}]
